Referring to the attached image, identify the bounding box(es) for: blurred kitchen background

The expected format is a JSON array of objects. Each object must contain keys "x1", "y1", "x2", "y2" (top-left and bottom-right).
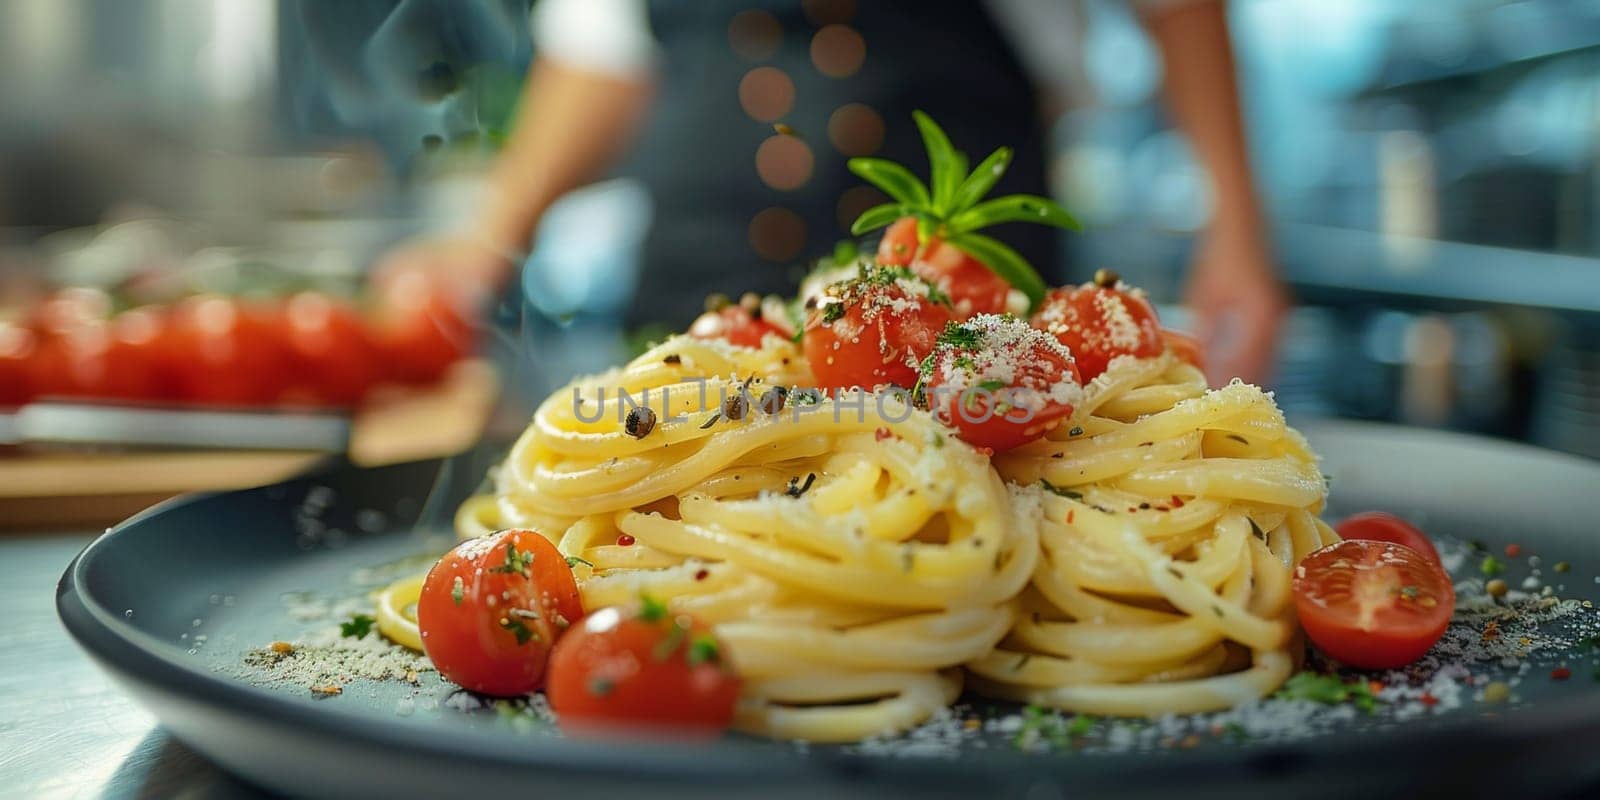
[{"x1": 2, "y1": 0, "x2": 1599, "y2": 465}]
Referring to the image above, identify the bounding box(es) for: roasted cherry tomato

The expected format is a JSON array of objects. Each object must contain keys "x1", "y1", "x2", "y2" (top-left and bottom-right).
[
  {"x1": 1161, "y1": 329, "x2": 1206, "y2": 372},
  {"x1": 921, "y1": 314, "x2": 1081, "y2": 452},
  {"x1": 802, "y1": 264, "x2": 956, "y2": 391},
  {"x1": 277, "y1": 292, "x2": 381, "y2": 407},
  {"x1": 877, "y1": 216, "x2": 1010, "y2": 317},
  {"x1": 1031, "y1": 268, "x2": 1163, "y2": 381},
  {"x1": 366, "y1": 265, "x2": 474, "y2": 384},
  {"x1": 1334, "y1": 511, "x2": 1442, "y2": 568},
  {"x1": 0, "y1": 321, "x2": 38, "y2": 405},
  {"x1": 688, "y1": 295, "x2": 787, "y2": 349},
  {"x1": 160, "y1": 295, "x2": 289, "y2": 407},
  {"x1": 416, "y1": 529, "x2": 584, "y2": 697},
  {"x1": 1293, "y1": 539, "x2": 1455, "y2": 670},
  {"x1": 547, "y1": 599, "x2": 740, "y2": 736}
]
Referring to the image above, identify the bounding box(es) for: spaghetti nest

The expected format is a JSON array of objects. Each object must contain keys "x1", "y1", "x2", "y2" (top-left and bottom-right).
[
  {"x1": 975, "y1": 354, "x2": 1338, "y2": 715},
  {"x1": 455, "y1": 335, "x2": 1039, "y2": 742}
]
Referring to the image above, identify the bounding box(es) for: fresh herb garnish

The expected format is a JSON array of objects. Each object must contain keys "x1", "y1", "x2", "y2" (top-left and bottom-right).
[
  {"x1": 488, "y1": 541, "x2": 535, "y2": 577},
  {"x1": 1012, "y1": 704, "x2": 1094, "y2": 750},
  {"x1": 1480, "y1": 555, "x2": 1505, "y2": 577},
  {"x1": 1275, "y1": 671, "x2": 1379, "y2": 713},
  {"x1": 687, "y1": 633, "x2": 722, "y2": 665},
  {"x1": 935, "y1": 320, "x2": 983, "y2": 350},
  {"x1": 339, "y1": 613, "x2": 376, "y2": 640},
  {"x1": 450, "y1": 576, "x2": 465, "y2": 605},
  {"x1": 847, "y1": 111, "x2": 1080, "y2": 311},
  {"x1": 499, "y1": 616, "x2": 537, "y2": 645},
  {"x1": 976, "y1": 379, "x2": 1007, "y2": 392},
  {"x1": 565, "y1": 555, "x2": 594, "y2": 569},
  {"x1": 821, "y1": 301, "x2": 846, "y2": 323},
  {"x1": 638, "y1": 594, "x2": 669, "y2": 623},
  {"x1": 832, "y1": 239, "x2": 859, "y2": 265},
  {"x1": 1038, "y1": 479, "x2": 1083, "y2": 500}
]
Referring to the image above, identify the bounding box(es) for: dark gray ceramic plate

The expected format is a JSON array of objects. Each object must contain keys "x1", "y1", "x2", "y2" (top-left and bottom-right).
[{"x1": 58, "y1": 421, "x2": 1600, "y2": 799}]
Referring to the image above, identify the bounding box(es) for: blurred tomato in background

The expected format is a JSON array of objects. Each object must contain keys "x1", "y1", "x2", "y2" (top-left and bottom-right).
[
  {"x1": 366, "y1": 266, "x2": 473, "y2": 385},
  {"x1": 277, "y1": 292, "x2": 381, "y2": 407}
]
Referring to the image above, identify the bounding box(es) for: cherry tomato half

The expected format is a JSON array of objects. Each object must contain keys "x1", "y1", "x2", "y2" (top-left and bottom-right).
[
  {"x1": 547, "y1": 601, "x2": 740, "y2": 737},
  {"x1": 416, "y1": 529, "x2": 584, "y2": 697},
  {"x1": 1031, "y1": 269, "x2": 1162, "y2": 381},
  {"x1": 1335, "y1": 511, "x2": 1442, "y2": 568},
  {"x1": 802, "y1": 264, "x2": 955, "y2": 391},
  {"x1": 878, "y1": 217, "x2": 1011, "y2": 317},
  {"x1": 1293, "y1": 539, "x2": 1455, "y2": 670},
  {"x1": 922, "y1": 315, "x2": 1081, "y2": 452},
  {"x1": 688, "y1": 298, "x2": 787, "y2": 349}
]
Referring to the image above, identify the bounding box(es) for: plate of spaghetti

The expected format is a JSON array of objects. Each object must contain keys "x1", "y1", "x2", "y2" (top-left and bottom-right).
[{"x1": 59, "y1": 115, "x2": 1600, "y2": 799}]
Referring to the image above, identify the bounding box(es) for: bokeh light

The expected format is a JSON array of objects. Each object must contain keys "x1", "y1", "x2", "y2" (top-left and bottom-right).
[
  {"x1": 827, "y1": 103, "x2": 883, "y2": 156},
  {"x1": 810, "y1": 25, "x2": 865, "y2": 78},
  {"x1": 748, "y1": 207, "x2": 807, "y2": 262},
  {"x1": 756, "y1": 134, "x2": 814, "y2": 191},
  {"x1": 738, "y1": 67, "x2": 795, "y2": 122},
  {"x1": 728, "y1": 10, "x2": 782, "y2": 62}
]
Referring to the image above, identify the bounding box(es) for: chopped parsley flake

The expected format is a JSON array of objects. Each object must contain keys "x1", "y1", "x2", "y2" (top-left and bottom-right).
[
  {"x1": 687, "y1": 633, "x2": 722, "y2": 666},
  {"x1": 499, "y1": 617, "x2": 537, "y2": 645},
  {"x1": 638, "y1": 594, "x2": 669, "y2": 623},
  {"x1": 488, "y1": 541, "x2": 535, "y2": 577},
  {"x1": 1275, "y1": 671, "x2": 1379, "y2": 713},
  {"x1": 450, "y1": 576, "x2": 464, "y2": 605},
  {"x1": 1038, "y1": 479, "x2": 1083, "y2": 500},
  {"x1": 565, "y1": 555, "x2": 594, "y2": 569},
  {"x1": 1013, "y1": 704, "x2": 1094, "y2": 750},
  {"x1": 339, "y1": 613, "x2": 376, "y2": 640},
  {"x1": 1480, "y1": 555, "x2": 1505, "y2": 577}
]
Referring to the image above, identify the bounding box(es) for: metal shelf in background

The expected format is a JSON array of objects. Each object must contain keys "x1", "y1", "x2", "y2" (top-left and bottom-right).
[{"x1": 1277, "y1": 224, "x2": 1600, "y2": 319}]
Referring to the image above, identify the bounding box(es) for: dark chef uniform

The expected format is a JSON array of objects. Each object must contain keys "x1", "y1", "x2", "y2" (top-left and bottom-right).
[{"x1": 624, "y1": 0, "x2": 1057, "y2": 328}]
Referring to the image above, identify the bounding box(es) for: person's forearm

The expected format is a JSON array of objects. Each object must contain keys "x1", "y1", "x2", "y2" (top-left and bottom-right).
[
  {"x1": 474, "y1": 58, "x2": 654, "y2": 253},
  {"x1": 1140, "y1": 0, "x2": 1266, "y2": 253}
]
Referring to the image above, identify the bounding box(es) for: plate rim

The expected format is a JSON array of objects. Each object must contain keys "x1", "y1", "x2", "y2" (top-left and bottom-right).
[{"x1": 54, "y1": 423, "x2": 1600, "y2": 793}]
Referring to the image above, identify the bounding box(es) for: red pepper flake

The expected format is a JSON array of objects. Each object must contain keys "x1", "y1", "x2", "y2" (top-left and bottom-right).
[
  {"x1": 1419, "y1": 693, "x2": 1438, "y2": 707},
  {"x1": 874, "y1": 426, "x2": 893, "y2": 442},
  {"x1": 1551, "y1": 667, "x2": 1572, "y2": 681},
  {"x1": 1369, "y1": 680, "x2": 1385, "y2": 695},
  {"x1": 694, "y1": 568, "x2": 709, "y2": 581},
  {"x1": 616, "y1": 534, "x2": 636, "y2": 547},
  {"x1": 1504, "y1": 543, "x2": 1523, "y2": 558},
  {"x1": 1170, "y1": 495, "x2": 1185, "y2": 508},
  {"x1": 1066, "y1": 509, "x2": 1075, "y2": 524},
  {"x1": 976, "y1": 446, "x2": 994, "y2": 457}
]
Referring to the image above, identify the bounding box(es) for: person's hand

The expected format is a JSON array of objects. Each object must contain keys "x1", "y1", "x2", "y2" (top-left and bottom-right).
[
  {"x1": 1182, "y1": 229, "x2": 1289, "y2": 387},
  {"x1": 369, "y1": 231, "x2": 521, "y2": 322}
]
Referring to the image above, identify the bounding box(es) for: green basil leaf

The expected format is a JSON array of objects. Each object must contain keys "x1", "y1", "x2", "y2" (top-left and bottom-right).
[
  {"x1": 912, "y1": 111, "x2": 963, "y2": 214},
  {"x1": 947, "y1": 194, "x2": 1082, "y2": 234},
  {"x1": 847, "y1": 158, "x2": 930, "y2": 207},
  {"x1": 945, "y1": 232, "x2": 1047, "y2": 311},
  {"x1": 850, "y1": 202, "x2": 909, "y2": 236},
  {"x1": 949, "y1": 146, "x2": 1013, "y2": 214}
]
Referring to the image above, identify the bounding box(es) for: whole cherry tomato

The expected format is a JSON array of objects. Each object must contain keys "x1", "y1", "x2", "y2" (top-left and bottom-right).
[
  {"x1": 802, "y1": 264, "x2": 956, "y2": 391},
  {"x1": 878, "y1": 216, "x2": 1010, "y2": 317},
  {"x1": 1031, "y1": 268, "x2": 1163, "y2": 381}
]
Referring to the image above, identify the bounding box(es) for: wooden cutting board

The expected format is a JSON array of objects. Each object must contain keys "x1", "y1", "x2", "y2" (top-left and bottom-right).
[{"x1": 0, "y1": 361, "x2": 498, "y2": 531}]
